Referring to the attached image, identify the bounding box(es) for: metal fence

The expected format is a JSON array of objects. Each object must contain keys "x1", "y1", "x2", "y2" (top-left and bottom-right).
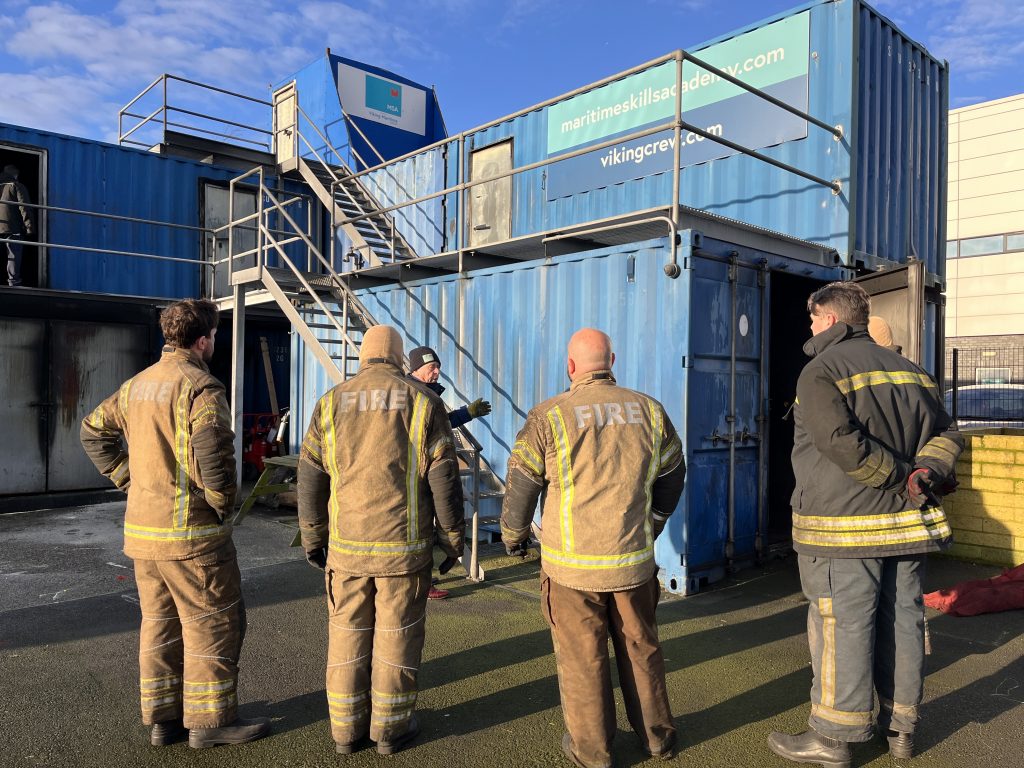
[{"x1": 944, "y1": 346, "x2": 1024, "y2": 429}]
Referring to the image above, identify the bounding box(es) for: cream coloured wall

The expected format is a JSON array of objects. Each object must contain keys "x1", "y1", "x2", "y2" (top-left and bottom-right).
[{"x1": 946, "y1": 94, "x2": 1024, "y2": 338}]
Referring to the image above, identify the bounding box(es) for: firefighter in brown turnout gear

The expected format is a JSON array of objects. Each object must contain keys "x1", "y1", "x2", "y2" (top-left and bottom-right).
[
  {"x1": 501, "y1": 328, "x2": 686, "y2": 768},
  {"x1": 80, "y1": 299, "x2": 270, "y2": 749},
  {"x1": 768, "y1": 282, "x2": 963, "y2": 768},
  {"x1": 297, "y1": 324, "x2": 465, "y2": 755}
]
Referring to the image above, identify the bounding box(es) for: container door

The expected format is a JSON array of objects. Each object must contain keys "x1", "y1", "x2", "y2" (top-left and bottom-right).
[
  {"x1": 468, "y1": 140, "x2": 512, "y2": 248},
  {"x1": 273, "y1": 83, "x2": 297, "y2": 166},
  {"x1": 204, "y1": 183, "x2": 257, "y2": 299},
  {"x1": 0, "y1": 318, "x2": 47, "y2": 494},
  {"x1": 678, "y1": 253, "x2": 763, "y2": 592},
  {"x1": 47, "y1": 321, "x2": 150, "y2": 491},
  {"x1": 854, "y1": 261, "x2": 925, "y2": 364}
]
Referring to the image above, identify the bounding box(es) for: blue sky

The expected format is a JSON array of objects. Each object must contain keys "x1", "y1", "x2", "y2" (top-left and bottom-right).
[{"x1": 1, "y1": 0, "x2": 1022, "y2": 144}]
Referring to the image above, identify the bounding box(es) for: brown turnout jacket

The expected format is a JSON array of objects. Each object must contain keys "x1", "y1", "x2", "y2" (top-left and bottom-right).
[
  {"x1": 500, "y1": 371, "x2": 686, "y2": 592},
  {"x1": 80, "y1": 346, "x2": 236, "y2": 560},
  {"x1": 297, "y1": 359, "x2": 466, "y2": 577}
]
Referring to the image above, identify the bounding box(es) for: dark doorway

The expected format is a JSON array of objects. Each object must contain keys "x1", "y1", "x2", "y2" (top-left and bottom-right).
[
  {"x1": 0, "y1": 144, "x2": 45, "y2": 288},
  {"x1": 766, "y1": 271, "x2": 826, "y2": 545}
]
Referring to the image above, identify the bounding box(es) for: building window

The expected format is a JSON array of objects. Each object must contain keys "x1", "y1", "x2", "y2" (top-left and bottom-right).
[
  {"x1": 976, "y1": 367, "x2": 1011, "y2": 384},
  {"x1": 958, "y1": 235, "x2": 1004, "y2": 257},
  {"x1": 946, "y1": 240, "x2": 958, "y2": 259},
  {"x1": 1006, "y1": 233, "x2": 1024, "y2": 252}
]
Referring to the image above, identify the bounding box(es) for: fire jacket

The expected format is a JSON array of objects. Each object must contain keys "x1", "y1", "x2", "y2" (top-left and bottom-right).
[
  {"x1": 500, "y1": 371, "x2": 686, "y2": 592},
  {"x1": 410, "y1": 377, "x2": 473, "y2": 429},
  {"x1": 791, "y1": 323, "x2": 963, "y2": 558},
  {"x1": 297, "y1": 362, "x2": 466, "y2": 577},
  {"x1": 80, "y1": 346, "x2": 236, "y2": 560}
]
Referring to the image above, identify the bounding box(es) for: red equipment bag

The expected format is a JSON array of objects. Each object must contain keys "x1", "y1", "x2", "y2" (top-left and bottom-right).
[{"x1": 924, "y1": 563, "x2": 1024, "y2": 617}]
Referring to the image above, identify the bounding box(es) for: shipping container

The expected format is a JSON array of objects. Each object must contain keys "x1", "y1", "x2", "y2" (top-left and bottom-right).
[{"x1": 288, "y1": 0, "x2": 949, "y2": 593}]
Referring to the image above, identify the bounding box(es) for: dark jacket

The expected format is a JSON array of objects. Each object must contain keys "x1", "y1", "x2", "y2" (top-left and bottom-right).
[{"x1": 791, "y1": 323, "x2": 963, "y2": 558}]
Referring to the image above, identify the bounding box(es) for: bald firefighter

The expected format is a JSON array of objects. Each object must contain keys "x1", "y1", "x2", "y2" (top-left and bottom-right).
[
  {"x1": 297, "y1": 325, "x2": 465, "y2": 755},
  {"x1": 80, "y1": 299, "x2": 270, "y2": 749},
  {"x1": 501, "y1": 328, "x2": 687, "y2": 768}
]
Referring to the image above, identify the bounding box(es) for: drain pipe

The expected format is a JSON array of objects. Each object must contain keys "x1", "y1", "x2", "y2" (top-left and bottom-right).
[
  {"x1": 755, "y1": 261, "x2": 768, "y2": 560},
  {"x1": 726, "y1": 251, "x2": 738, "y2": 566}
]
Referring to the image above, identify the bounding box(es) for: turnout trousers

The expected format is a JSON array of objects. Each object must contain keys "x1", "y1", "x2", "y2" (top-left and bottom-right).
[
  {"x1": 134, "y1": 541, "x2": 245, "y2": 729},
  {"x1": 543, "y1": 571, "x2": 675, "y2": 768},
  {"x1": 324, "y1": 566, "x2": 430, "y2": 746},
  {"x1": 798, "y1": 554, "x2": 926, "y2": 742}
]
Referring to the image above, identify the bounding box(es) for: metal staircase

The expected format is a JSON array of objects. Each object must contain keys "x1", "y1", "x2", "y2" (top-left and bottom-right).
[{"x1": 225, "y1": 165, "x2": 503, "y2": 581}]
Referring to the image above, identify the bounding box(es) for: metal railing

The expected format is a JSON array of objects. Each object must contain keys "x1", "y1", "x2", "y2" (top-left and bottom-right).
[
  {"x1": 118, "y1": 74, "x2": 273, "y2": 151},
  {"x1": 324, "y1": 47, "x2": 842, "y2": 274},
  {"x1": 945, "y1": 347, "x2": 1024, "y2": 429}
]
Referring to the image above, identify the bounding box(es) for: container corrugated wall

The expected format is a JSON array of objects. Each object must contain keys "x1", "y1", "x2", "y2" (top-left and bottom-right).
[
  {"x1": 0, "y1": 123, "x2": 242, "y2": 297},
  {"x1": 852, "y1": 1, "x2": 947, "y2": 276}
]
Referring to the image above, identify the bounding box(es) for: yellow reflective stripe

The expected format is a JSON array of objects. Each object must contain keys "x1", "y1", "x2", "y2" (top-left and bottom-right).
[
  {"x1": 811, "y1": 703, "x2": 873, "y2": 726},
  {"x1": 322, "y1": 392, "x2": 340, "y2": 539},
  {"x1": 119, "y1": 377, "x2": 134, "y2": 415},
  {"x1": 407, "y1": 392, "x2": 428, "y2": 542},
  {"x1": 834, "y1": 370, "x2": 937, "y2": 395},
  {"x1": 512, "y1": 440, "x2": 543, "y2": 475},
  {"x1": 140, "y1": 675, "x2": 181, "y2": 690},
  {"x1": 793, "y1": 509, "x2": 948, "y2": 531},
  {"x1": 124, "y1": 522, "x2": 226, "y2": 541},
  {"x1": 642, "y1": 398, "x2": 663, "y2": 547},
  {"x1": 173, "y1": 383, "x2": 192, "y2": 529},
  {"x1": 794, "y1": 524, "x2": 951, "y2": 548},
  {"x1": 183, "y1": 679, "x2": 235, "y2": 692},
  {"x1": 659, "y1": 436, "x2": 681, "y2": 471},
  {"x1": 428, "y1": 434, "x2": 451, "y2": 460},
  {"x1": 547, "y1": 406, "x2": 575, "y2": 553},
  {"x1": 328, "y1": 538, "x2": 431, "y2": 556},
  {"x1": 540, "y1": 543, "x2": 653, "y2": 569},
  {"x1": 205, "y1": 488, "x2": 227, "y2": 506},
  {"x1": 371, "y1": 689, "x2": 418, "y2": 703},
  {"x1": 819, "y1": 597, "x2": 835, "y2": 708},
  {"x1": 846, "y1": 446, "x2": 894, "y2": 487},
  {"x1": 917, "y1": 436, "x2": 959, "y2": 466},
  {"x1": 110, "y1": 459, "x2": 130, "y2": 485}
]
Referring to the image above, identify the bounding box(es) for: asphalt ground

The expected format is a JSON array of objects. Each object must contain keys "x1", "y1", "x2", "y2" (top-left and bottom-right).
[{"x1": 1, "y1": 502, "x2": 1022, "y2": 768}]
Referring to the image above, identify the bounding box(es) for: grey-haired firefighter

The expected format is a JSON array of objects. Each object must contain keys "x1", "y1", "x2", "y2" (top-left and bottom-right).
[
  {"x1": 297, "y1": 325, "x2": 465, "y2": 755},
  {"x1": 500, "y1": 328, "x2": 686, "y2": 768},
  {"x1": 80, "y1": 299, "x2": 270, "y2": 749},
  {"x1": 768, "y1": 281, "x2": 962, "y2": 768}
]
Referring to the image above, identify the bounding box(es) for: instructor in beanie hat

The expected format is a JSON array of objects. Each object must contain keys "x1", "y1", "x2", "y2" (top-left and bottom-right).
[{"x1": 407, "y1": 346, "x2": 491, "y2": 428}]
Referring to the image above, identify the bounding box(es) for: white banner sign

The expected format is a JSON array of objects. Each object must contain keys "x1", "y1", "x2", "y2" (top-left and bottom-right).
[{"x1": 337, "y1": 63, "x2": 427, "y2": 136}]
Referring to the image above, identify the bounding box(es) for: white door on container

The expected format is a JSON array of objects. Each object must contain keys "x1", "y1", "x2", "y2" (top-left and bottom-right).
[
  {"x1": 204, "y1": 183, "x2": 257, "y2": 299},
  {"x1": 274, "y1": 83, "x2": 297, "y2": 166},
  {"x1": 468, "y1": 140, "x2": 512, "y2": 248}
]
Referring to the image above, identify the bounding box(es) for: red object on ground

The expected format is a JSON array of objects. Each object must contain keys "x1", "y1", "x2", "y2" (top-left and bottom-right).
[
  {"x1": 427, "y1": 586, "x2": 449, "y2": 600},
  {"x1": 924, "y1": 563, "x2": 1024, "y2": 617},
  {"x1": 241, "y1": 413, "x2": 281, "y2": 475}
]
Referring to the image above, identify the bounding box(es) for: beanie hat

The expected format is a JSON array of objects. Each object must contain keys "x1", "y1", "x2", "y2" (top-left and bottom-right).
[{"x1": 407, "y1": 346, "x2": 439, "y2": 373}]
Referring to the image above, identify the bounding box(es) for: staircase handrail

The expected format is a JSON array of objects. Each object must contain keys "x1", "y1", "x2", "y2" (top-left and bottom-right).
[{"x1": 339, "y1": 107, "x2": 446, "y2": 246}]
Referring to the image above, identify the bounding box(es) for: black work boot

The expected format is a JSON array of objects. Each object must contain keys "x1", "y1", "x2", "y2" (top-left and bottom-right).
[
  {"x1": 188, "y1": 716, "x2": 271, "y2": 748},
  {"x1": 150, "y1": 718, "x2": 187, "y2": 746},
  {"x1": 561, "y1": 733, "x2": 614, "y2": 768},
  {"x1": 767, "y1": 729, "x2": 852, "y2": 768},
  {"x1": 336, "y1": 734, "x2": 370, "y2": 755},
  {"x1": 883, "y1": 729, "x2": 913, "y2": 759},
  {"x1": 376, "y1": 715, "x2": 420, "y2": 755}
]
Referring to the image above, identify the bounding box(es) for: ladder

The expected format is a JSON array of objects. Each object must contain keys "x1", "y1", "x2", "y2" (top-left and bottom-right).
[{"x1": 226, "y1": 168, "x2": 502, "y2": 580}]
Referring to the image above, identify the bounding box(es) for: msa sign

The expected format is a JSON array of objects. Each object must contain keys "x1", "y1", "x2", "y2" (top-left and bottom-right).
[
  {"x1": 338, "y1": 63, "x2": 426, "y2": 136},
  {"x1": 545, "y1": 11, "x2": 810, "y2": 199}
]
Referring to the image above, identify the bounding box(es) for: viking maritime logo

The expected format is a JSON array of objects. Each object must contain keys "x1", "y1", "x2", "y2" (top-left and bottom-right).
[{"x1": 365, "y1": 74, "x2": 402, "y2": 116}]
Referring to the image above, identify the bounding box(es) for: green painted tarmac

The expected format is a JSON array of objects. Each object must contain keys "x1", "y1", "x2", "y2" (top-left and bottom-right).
[{"x1": 1, "y1": 504, "x2": 1021, "y2": 768}]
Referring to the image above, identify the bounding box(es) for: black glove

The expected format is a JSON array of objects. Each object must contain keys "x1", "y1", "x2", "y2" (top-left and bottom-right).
[
  {"x1": 505, "y1": 541, "x2": 529, "y2": 558},
  {"x1": 467, "y1": 398, "x2": 492, "y2": 418},
  {"x1": 906, "y1": 467, "x2": 940, "y2": 508},
  {"x1": 305, "y1": 546, "x2": 327, "y2": 570},
  {"x1": 438, "y1": 556, "x2": 459, "y2": 575}
]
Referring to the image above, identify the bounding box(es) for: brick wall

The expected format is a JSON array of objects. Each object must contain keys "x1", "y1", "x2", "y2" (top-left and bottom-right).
[{"x1": 943, "y1": 430, "x2": 1024, "y2": 566}]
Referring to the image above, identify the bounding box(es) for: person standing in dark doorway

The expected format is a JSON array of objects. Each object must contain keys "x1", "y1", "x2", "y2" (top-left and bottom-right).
[
  {"x1": 1, "y1": 164, "x2": 34, "y2": 286},
  {"x1": 768, "y1": 281, "x2": 962, "y2": 767}
]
